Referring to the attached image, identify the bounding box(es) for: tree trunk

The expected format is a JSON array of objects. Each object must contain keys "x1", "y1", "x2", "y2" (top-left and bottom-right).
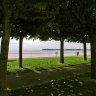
[
  {"x1": 0, "y1": 11, "x2": 12, "y2": 96},
  {"x1": 83, "y1": 41, "x2": 87, "y2": 61},
  {"x1": 60, "y1": 38, "x2": 64, "y2": 63},
  {"x1": 90, "y1": 35, "x2": 96, "y2": 79},
  {"x1": 19, "y1": 36, "x2": 23, "y2": 68}
]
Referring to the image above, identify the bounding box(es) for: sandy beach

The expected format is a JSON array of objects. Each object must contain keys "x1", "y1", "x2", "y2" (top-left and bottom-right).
[{"x1": 8, "y1": 51, "x2": 91, "y2": 60}]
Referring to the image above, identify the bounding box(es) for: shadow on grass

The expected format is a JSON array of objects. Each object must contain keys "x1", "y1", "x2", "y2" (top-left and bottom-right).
[
  {"x1": 7, "y1": 67, "x2": 49, "y2": 75},
  {"x1": 7, "y1": 68, "x2": 34, "y2": 75},
  {"x1": 8, "y1": 72, "x2": 96, "y2": 96},
  {"x1": 6, "y1": 64, "x2": 93, "y2": 96},
  {"x1": 7, "y1": 64, "x2": 90, "y2": 75},
  {"x1": 7, "y1": 65, "x2": 62, "y2": 75}
]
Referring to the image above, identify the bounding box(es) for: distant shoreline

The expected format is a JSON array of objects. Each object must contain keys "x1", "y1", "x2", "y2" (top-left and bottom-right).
[{"x1": 42, "y1": 49, "x2": 90, "y2": 51}]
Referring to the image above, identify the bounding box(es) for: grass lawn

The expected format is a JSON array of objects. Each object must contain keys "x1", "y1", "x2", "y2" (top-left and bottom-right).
[
  {"x1": 7, "y1": 56, "x2": 90, "y2": 73},
  {"x1": 7, "y1": 57, "x2": 94, "y2": 96}
]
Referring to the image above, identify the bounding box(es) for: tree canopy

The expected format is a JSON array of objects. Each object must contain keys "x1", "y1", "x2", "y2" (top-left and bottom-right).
[{"x1": 1, "y1": 0, "x2": 96, "y2": 95}]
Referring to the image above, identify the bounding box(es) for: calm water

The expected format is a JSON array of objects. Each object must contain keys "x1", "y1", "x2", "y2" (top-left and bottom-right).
[{"x1": 9, "y1": 49, "x2": 90, "y2": 54}]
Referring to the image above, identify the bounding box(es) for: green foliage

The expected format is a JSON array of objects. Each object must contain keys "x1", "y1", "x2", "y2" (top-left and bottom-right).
[
  {"x1": 11, "y1": 19, "x2": 37, "y2": 39},
  {"x1": 68, "y1": 0, "x2": 95, "y2": 35},
  {"x1": 46, "y1": 1, "x2": 74, "y2": 41},
  {"x1": 67, "y1": 34, "x2": 90, "y2": 43}
]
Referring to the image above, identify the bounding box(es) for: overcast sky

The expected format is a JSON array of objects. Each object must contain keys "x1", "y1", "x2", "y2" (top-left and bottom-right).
[{"x1": 8, "y1": 38, "x2": 90, "y2": 51}]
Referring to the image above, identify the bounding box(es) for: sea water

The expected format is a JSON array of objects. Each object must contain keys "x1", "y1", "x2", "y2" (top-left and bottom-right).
[{"x1": 8, "y1": 49, "x2": 90, "y2": 54}]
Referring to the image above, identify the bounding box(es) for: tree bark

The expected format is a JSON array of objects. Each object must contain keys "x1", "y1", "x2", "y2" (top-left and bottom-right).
[
  {"x1": 83, "y1": 41, "x2": 87, "y2": 61},
  {"x1": 60, "y1": 38, "x2": 64, "y2": 63},
  {"x1": 19, "y1": 35, "x2": 23, "y2": 68},
  {"x1": 90, "y1": 34, "x2": 96, "y2": 79},
  {"x1": 0, "y1": 11, "x2": 12, "y2": 96}
]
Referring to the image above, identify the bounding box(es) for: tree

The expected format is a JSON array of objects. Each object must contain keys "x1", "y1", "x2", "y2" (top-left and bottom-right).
[
  {"x1": 88, "y1": 9, "x2": 96, "y2": 79},
  {"x1": 0, "y1": 0, "x2": 13, "y2": 95},
  {"x1": 46, "y1": 2, "x2": 73, "y2": 64},
  {"x1": 17, "y1": 9, "x2": 52, "y2": 67},
  {"x1": 67, "y1": 34, "x2": 89, "y2": 61},
  {"x1": 0, "y1": 0, "x2": 50, "y2": 95},
  {"x1": 68, "y1": 0, "x2": 96, "y2": 78},
  {"x1": 11, "y1": 19, "x2": 29, "y2": 68},
  {"x1": 12, "y1": 18, "x2": 43, "y2": 68}
]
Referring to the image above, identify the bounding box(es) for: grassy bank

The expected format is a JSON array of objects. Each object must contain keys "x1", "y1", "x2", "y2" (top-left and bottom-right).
[{"x1": 7, "y1": 56, "x2": 90, "y2": 73}]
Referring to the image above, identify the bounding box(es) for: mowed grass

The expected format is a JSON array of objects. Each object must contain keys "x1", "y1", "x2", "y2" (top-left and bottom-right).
[{"x1": 7, "y1": 56, "x2": 90, "y2": 73}]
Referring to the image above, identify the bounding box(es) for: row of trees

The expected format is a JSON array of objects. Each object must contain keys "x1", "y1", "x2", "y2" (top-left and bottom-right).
[{"x1": 0, "y1": 0, "x2": 96, "y2": 96}]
